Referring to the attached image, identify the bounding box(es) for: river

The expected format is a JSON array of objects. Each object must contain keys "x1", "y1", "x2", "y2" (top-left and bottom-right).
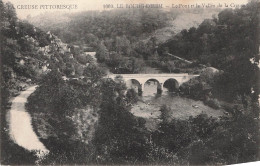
[
  {"x1": 129, "y1": 82, "x2": 224, "y2": 130},
  {"x1": 8, "y1": 86, "x2": 49, "y2": 158}
]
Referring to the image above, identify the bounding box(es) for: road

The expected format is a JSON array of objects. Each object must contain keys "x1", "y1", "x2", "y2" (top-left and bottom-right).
[
  {"x1": 8, "y1": 86, "x2": 49, "y2": 157},
  {"x1": 167, "y1": 53, "x2": 193, "y2": 64}
]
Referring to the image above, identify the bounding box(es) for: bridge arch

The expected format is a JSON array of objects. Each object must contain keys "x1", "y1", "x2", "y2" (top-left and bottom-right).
[
  {"x1": 144, "y1": 78, "x2": 162, "y2": 95},
  {"x1": 163, "y1": 78, "x2": 179, "y2": 93},
  {"x1": 125, "y1": 79, "x2": 142, "y2": 95},
  {"x1": 105, "y1": 73, "x2": 199, "y2": 96}
]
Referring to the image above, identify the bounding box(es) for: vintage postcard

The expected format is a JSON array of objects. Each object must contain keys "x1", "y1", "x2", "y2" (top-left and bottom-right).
[{"x1": 1, "y1": 0, "x2": 259, "y2": 165}]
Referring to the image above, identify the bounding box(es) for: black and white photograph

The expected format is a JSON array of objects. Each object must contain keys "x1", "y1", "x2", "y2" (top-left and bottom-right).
[{"x1": 1, "y1": 0, "x2": 259, "y2": 165}]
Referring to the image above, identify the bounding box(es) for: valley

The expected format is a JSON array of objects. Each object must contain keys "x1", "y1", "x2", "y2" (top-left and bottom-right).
[{"x1": 1, "y1": 0, "x2": 259, "y2": 165}]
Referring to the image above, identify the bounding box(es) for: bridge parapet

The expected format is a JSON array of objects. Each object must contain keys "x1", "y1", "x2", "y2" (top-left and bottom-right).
[{"x1": 106, "y1": 73, "x2": 190, "y2": 78}]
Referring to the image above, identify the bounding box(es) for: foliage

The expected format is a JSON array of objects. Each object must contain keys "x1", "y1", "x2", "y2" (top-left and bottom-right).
[
  {"x1": 29, "y1": 8, "x2": 177, "y2": 73},
  {"x1": 153, "y1": 96, "x2": 259, "y2": 165},
  {"x1": 96, "y1": 49, "x2": 145, "y2": 74},
  {"x1": 0, "y1": 1, "x2": 51, "y2": 164},
  {"x1": 49, "y1": 9, "x2": 169, "y2": 44},
  {"x1": 38, "y1": 137, "x2": 95, "y2": 165},
  {"x1": 94, "y1": 79, "x2": 142, "y2": 163},
  {"x1": 160, "y1": 1, "x2": 259, "y2": 101},
  {"x1": 145, "y1": 140, "x2": 178, "y2": 165},
  {"x1": 93, "y1": 79, "x2": 177, "y2": 164},
  {"x1": 180, "y1": 67, "x2": 221, "y2": 100},
  {"x1": 126, "y1": 88, "x2": 139, "y2": 104},
  {"x1": 27, "y1": 67, "x2": 103, "y2": 115},
  {"x1": 2, "y1": 0, "x2": 259, "y2": 165},
  {"x1": 204, "y1": 98, "x2": 221, "y2": 109},
  {"x1": 25, "y1": 68, "x2": 104, "y2": 164},
  {"x1": 159, "y1": 105, "x2": 172, "y2": 123}
]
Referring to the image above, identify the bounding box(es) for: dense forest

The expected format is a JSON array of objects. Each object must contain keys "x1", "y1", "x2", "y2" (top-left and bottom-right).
[
  {"x1": 160, "y1": 2, "x2": 259, "y2": 101},
  {"x1": 29, "y1": 8, "x2": 218, "y2": 74},
  {"x1": 63, "y1": 9, "x2": 175, "y2": 74},
  {"x1": 1, "y1": 0, "x2": 260, "y2": 165},
  {"x1": 1, "y1": 0, "x2": 101, "y2": 164},
  {"x1": 1, "y1": 1, "x2": 47, "y2": 164}
]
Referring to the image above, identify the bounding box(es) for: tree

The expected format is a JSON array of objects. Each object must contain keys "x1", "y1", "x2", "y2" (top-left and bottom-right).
[
  {"x1": 166, "y1": 61, "x2": 175, "y2": 73},
  {"x1": 159, "y1": 105, "x2": 171, "y2": 123},
  {"x1": 96, "y1": 42, "x2": 109, "y2": 63},
  {"x1": 94, "y1": 79, "x2": 150, "y2": 164},
  {"x1": 83, "y1": 63, "x2": 105, "y2": 82},
  {"x1": 115, "y1": 35, "x2": 131, "y2": 55},
  {"x1": 126, "y1": 88, "x2": 138, "y2": 104},
  {"x1": 4, "y1": 2, "x2": 17, "y2": 38}
]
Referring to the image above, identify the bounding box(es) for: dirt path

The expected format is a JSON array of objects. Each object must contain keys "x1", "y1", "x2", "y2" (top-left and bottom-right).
[
  {"x1": 167, "y1": 53, "x2": 193, "y2": 64},
  {"x1": 8, "y1": 86, "x2": 49, "y2": 157}
]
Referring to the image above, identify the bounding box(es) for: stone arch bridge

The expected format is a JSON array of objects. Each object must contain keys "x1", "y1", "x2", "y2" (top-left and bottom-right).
[{"x1": 105, "y1": 73, "x2": 199, "y2": 94}]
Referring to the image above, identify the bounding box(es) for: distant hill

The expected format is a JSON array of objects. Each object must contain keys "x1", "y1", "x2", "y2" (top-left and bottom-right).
[
  {"x1": 26, "y1": 11, "x2": 72, "y2": 32},
  {"x1": 25, "y1": 8, "x2": 222, "y2": 75},
  {"x1": 153, "y1": 8, "x2": 221, "y2": 43},
  {"x1": 27, "y1": 8, "x2": 221, "y2": 44}
]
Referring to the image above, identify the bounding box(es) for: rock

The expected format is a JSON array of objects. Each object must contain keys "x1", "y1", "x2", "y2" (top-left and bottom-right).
[{"x1": 192, "y1": 105, "x2": 199, "y2": 108}]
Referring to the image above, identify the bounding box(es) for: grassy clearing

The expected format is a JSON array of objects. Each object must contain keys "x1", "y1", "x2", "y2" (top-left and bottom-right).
[{"x1": 131, "y1": 95, "x2": 224, "y2": 130}]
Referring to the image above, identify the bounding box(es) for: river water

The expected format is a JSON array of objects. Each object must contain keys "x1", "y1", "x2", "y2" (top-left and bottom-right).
[
  {"x1": 128, "y1": 81, "x2": 224, "y2": 131},
  {"x1": 8, "y1": 86, "x2": 49, "y2": 158}
]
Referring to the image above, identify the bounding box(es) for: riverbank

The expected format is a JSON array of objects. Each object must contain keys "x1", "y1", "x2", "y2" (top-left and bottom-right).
[
  {"x1": 8, "y1": 86, "x2": 49, "y2": 157},
  {"x1": 25, "y1": 81, "x2": 99, "y2": 164},
  {"x1": 131, "y1": 95, "x2": 224, "y2": 130}
]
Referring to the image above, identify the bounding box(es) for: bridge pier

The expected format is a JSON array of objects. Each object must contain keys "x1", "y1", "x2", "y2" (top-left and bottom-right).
[
  {"x1": 138, "y1": 87, "x2": 142, "y2": 96},
  {"x1": 137, "y1": 83, "x2": 145, "y2": 96},
  {"x1": 157, "y1": 83, "x2": 163, "y2": 95},
  {"x1": 141, "y1": 83, "x2": 145, "y2": 92}
]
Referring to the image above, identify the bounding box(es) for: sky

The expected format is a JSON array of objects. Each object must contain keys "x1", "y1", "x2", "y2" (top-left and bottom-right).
[{"x1": 3, "y1": 0, "x2": 249, "y2": 19}]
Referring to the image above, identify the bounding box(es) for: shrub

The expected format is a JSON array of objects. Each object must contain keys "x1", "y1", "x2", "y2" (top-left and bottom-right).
[
  {"x1": 180, "y1": 67, "x2": 223, "y2": 100},
  {"x1": 204, "y1": 98, "x2": 221, "y2": 109},
  {"x1": 146, "y1": 140, "x2": 178, "y2": 165},
  {"x1": 137, "y1": 117, "x2": 146, "y2": 128},
  {"x1": 159, "y1": 105, "x2": 171, "y2": 123},
  {"x1": 173, "y1": 68, "x2": 180, "y2": 73},
  {"x1": 126, "y1": 88, "x2": 139, "y2": 104}
]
